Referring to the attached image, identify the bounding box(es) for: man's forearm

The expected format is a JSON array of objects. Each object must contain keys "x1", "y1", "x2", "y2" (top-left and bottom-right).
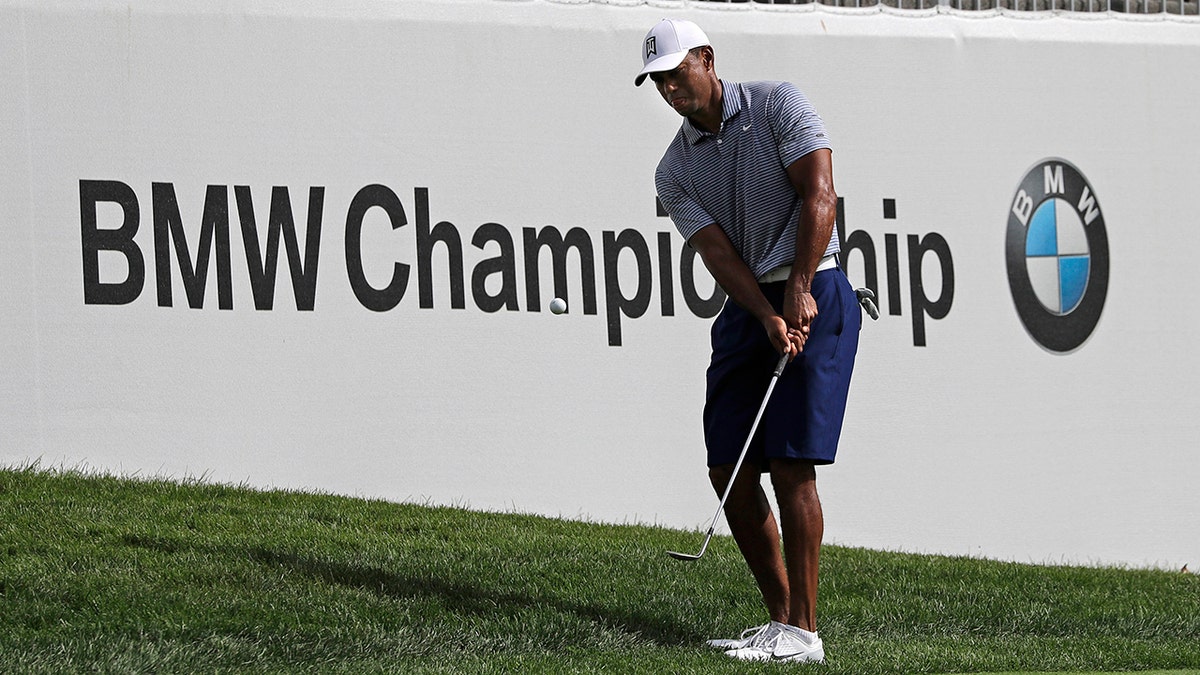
[
  {"x1": 698, "y1": 239, "x2": 776, "y2": 322},
  {"x1": 787, "y1": 192, "x2": 837, "y2": 294}
]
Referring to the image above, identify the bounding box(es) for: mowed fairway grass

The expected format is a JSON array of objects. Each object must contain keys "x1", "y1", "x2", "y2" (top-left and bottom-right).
[{"x1": 1, "y1": 466, "x2": 1197, "y2": 674}]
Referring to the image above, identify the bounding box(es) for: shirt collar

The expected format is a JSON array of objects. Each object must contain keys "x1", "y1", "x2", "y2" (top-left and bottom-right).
[{"x1": 682, "y1": 80, "x2": 742, "y2": 145}]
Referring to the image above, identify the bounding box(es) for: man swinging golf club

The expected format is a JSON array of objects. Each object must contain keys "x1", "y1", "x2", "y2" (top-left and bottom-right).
[{"x1": 636, "y1": 19, "x2": 861, "y2": 663}]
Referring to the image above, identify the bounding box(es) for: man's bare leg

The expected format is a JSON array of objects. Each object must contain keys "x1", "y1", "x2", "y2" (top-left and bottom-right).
[
  {"x1": 769, "y1": 458, "x2": 822, "y2": 632},
  {"x1": 709, "y1": 463, "x2": 790, "y2": 623}
]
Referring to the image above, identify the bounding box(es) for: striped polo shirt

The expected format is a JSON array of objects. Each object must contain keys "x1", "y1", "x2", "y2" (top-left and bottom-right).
[{"x1": 655, "y1": 79, "x2": 837, "y2": 279}]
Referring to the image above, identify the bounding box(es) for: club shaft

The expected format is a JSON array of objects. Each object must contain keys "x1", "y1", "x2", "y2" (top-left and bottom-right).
[{"x1": 698, "y1": 352, "x2": 790, "y2": 541}]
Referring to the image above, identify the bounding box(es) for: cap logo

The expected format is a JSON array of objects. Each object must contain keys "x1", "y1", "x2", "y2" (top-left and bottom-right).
[{"x1": 645, "y1": 36, "x2": 657, "y2": 60}]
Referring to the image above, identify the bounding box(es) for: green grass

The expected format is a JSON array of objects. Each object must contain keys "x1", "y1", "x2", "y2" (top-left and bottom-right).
[{"x1": 1, "y1": 465, "x2": 1197, "y2": 674}]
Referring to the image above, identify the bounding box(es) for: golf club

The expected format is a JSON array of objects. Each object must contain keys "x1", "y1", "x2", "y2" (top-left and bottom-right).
[{"x1": 667, "y1": 351, "x2": 790, "y2": 562}]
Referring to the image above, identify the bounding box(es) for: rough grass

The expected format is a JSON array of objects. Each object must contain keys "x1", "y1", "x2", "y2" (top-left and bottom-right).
[{"x1": 1, "y1": 465, "x2": 1197, "y2": 674}]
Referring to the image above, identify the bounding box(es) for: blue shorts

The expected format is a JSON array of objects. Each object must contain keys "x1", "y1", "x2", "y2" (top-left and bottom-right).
[{"x1": 704, "y1": 268, "x2": 860, "y2": 468}]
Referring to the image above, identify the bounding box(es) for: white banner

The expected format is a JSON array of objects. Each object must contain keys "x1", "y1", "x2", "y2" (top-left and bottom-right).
[{"x1": 2, "y1": 0, "x2": 1197, "y2": 568}]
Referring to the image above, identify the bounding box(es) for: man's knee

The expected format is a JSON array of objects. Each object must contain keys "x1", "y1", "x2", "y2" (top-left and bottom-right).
[
  {"x1": 769, "y1": 458, "x2": 817, "y2": 492},
  {"x1": 709, "y1": 462, "x2": 762, "y2": 495},
  {"x1": 709, "y1": 464, "x2": 735, "y2": 493}
]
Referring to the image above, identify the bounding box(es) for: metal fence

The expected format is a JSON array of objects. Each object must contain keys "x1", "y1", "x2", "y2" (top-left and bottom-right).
[{"x1": 692, "y1": 0, "x2": 1198, "y2": 13}]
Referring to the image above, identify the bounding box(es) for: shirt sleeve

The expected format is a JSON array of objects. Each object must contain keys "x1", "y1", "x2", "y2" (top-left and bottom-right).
[
  {"x1": 768, "y1": 81, "x2": 832, "y2": 168},
  {"x1": 655, "y1": 161, "x2": 715, "y2": 243}
]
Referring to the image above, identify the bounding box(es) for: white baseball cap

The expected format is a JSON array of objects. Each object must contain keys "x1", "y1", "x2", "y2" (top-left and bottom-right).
[{"x1": 634, "y1": 19, "x2": 711, "y2": 87}]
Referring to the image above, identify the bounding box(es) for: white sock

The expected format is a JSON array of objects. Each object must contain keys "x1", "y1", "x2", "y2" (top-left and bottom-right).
[{"x1": 782, "y1": 624, "x2": 819, "y2": 643}]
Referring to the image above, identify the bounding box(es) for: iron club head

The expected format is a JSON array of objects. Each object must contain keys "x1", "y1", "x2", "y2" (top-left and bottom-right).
[{"x1": 666, "y1": 530, "x2": 713, "y2": 562}]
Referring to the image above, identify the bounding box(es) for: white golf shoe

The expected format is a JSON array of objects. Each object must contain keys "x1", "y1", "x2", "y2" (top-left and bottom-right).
[
  {"x1": 704, "y1": 623, "x2": 772, "y2": 650},
  {"x1": 723, "y1": 620, "x2": 825, "y2": 663}
]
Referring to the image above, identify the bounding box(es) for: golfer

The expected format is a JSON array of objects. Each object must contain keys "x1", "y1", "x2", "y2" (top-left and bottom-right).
[{"x1": 635, "y1": 19, "x2": 860, "y2": 663}]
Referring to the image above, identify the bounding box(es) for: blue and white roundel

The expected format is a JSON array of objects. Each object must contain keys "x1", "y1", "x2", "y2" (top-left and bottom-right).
[
  {"x1": 1006, "y1": 159, "x2": 1109, "y2": 353},
  {"x1": 1024, "y1": 198, "x2": 1090, "y2": 316}
]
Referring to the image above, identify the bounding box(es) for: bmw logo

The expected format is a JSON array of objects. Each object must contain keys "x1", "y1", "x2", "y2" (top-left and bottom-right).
[{"x1": 1006, "y1": 159, "x2": 1109, "y2": 353}]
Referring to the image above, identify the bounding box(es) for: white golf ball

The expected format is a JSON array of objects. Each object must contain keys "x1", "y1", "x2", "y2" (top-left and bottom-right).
[{"x1": 549, "y1": 297, "x2": 567, "y2": 315}]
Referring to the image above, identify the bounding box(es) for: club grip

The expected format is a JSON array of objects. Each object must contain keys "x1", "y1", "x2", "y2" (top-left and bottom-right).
[{"x1": 773, "y1": 352, "x2": 789, "y2": 377}]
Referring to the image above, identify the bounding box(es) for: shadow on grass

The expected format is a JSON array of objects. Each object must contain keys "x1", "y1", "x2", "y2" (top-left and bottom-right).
[
  {"x1": 241, "y1": 547, "x2": 703, "y2": 648},
  {"x1": 121, "y1": 533, "x2": 703, "y2": 647}
]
